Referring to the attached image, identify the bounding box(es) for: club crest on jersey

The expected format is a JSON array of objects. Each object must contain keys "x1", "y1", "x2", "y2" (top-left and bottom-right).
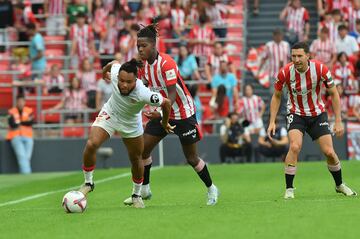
[{"x1": 150, "y1": 94, "x2": 160, "y2": 103}]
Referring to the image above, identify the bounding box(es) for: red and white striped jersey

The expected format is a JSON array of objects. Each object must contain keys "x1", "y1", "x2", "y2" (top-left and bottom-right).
[
  {"x1": 93, "y1": 7, "x2": 108, "y2": 31},
  {"x1": 187, "y1": 7, "x2": 199, "y2": 25},
  {"x1": 275, "y1": 60, "x2": 335, "y2": 117},
  {"x1": 171, "y1": 8, "x2": 185, "y2": 29},
  {"x1": 44, "y1": 74, "x2": 65, "y2": 90},
  {"x1": 70, "y1": 24, "x2": 94, "y2": 60},
  {"x1": 76, "y1": 70, "x2": 97, "y2": 92},
  {"x1": 324, "y1": 0, "x2": 351, "y2": 12},
  {"x1": 139, "y1": 53, "x2": 195, "y2": 120},
  {"x1": 265, "y1": 40, "x2": 290, "y2": 78},
  {"x1": 238, "y1": 95, "x2": 264, "y2": 123},
  {"x1": 345, "y1": 6, "x2": 360, "y2": 32},
  {"x1": 188, "y1": 25, "x2": 215, "y2": 56},
  {"x1": 310, "y1": 38, "x2": 336, "y2": 64},
  {"x1": 333, "y1": 62, "x2": 357, "y2": 92},
  {"x1": 285, "y1": 6, "x2": 309, "y2": 39},
  {"x1": 207, "y1": 53, "x2": 231, "y2": 75},
  {"x1": 99, "y1": 26, "x2": 117, "y2": 54},
  {"x1": 119, "y1": 35, "x2": 138, "y2": 62},
  {"x1": 319, "y1": 20, "x2": 340, "y2": 43},
  {"x1": 205, "y1": 3, "x2": 227, "y2": 27},
  {"x1": 64, "y1": 89, "x2": 87, "y2": 110},
  {"x1": 47, "y1": 0, "x2": 66, "y2": 16}
]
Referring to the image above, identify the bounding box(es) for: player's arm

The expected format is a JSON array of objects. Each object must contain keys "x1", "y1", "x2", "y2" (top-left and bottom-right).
[
  {"x1": 327, "y1": 85, "x2": 344, "y2": 137},
  {"x1": 102, "y1": 60, "x2": 119, "y2": 81},
  {"x1": 160, "y1": 98, "x2": 175, "y2": 133}
]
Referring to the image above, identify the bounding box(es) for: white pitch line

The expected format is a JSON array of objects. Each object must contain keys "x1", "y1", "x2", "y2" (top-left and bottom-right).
[{"x1": 0, "y1": 167, "x2": 161, "y2": 208}]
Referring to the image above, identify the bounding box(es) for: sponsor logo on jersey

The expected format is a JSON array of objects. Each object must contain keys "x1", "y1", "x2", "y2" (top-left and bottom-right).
[{"x1": 165, "y1": 69, "x2": 177, "y2": 81}]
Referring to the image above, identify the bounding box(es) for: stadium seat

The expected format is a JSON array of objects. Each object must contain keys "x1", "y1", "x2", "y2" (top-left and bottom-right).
[{"x1": 63, "y1": 127, "x2": 85, "y2": 138}]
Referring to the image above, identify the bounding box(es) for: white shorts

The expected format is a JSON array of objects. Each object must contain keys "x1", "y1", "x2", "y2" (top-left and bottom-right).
[
  {"x1": 248, "y1": 118, "x2": 264, "y2": 132},
  {"x1": 92, "y1": 107, "x2": 143, "y2": 138}
]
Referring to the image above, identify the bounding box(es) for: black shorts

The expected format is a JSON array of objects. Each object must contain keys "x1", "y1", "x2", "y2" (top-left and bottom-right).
[
  {"x1": 144, "y1": 114, "x2": 202, "y2": 145},
  {"x1": 286, "y1": 112, "x2": 331, "y2": 140}
]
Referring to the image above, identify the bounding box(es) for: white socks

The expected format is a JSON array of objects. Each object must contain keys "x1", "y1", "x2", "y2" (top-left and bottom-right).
[
  {"x1": 132, "y1": 182, "x2": 143, "y2": 196},
  {"x1": 83, "y1": 170, "x2": 94, "y2": 184}
]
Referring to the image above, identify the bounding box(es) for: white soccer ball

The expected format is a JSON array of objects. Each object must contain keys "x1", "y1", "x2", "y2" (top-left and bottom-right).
[{"x1": 62, "y1": 191, "x2": 87, "y2": 213}]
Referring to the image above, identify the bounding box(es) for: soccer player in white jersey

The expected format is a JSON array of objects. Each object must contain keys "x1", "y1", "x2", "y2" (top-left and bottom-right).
[
  {"x1": 267, "y1": 42, "x2": 357, "y2": 199},
  {"x1": 123, "y1": 23, "x2": 219, "y2": 206},
  {"x1": 79, "y1": 59, "x2": 173, "y2": 208}
]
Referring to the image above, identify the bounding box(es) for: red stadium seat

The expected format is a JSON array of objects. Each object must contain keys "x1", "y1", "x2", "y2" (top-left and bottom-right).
[{"x1": 63, "y1": 127, "x2": 85, "y2": 138}]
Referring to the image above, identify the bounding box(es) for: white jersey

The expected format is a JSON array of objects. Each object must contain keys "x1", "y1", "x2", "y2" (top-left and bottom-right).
[{"x1": 93, "y1": 63, "x2": 164, "y2": 138}]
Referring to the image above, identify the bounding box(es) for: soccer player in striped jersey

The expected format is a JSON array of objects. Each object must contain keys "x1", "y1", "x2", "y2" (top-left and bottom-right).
[
  {"x1": 267, "y1": 42, "x2": 357, "y2": 199},
  {"x1": 124, "y1": 23, "x2": 219, "y2": 206},
  {"x1": 79, "y1": 59, "x2": 173, "y2": 208}
]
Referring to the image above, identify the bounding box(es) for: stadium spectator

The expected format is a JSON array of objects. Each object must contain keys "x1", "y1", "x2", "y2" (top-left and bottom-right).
[
  {"x1": 67, "y1": 0, "x2": 88, "y2": 25},
  {"x1": 310, "y1": 27, "x2": 337, "y2": 69},
  {"x1": 76, "y1": 58, "x2": 97, "y2": 108},
  {"x1": 211, "y1": 61, "x2": 238, "y2": 112},
  {"x1": 174, "y1": 44, "x2": 201, "y2": 83},
  {"x1": 219, "y1": 112, "x2": 252, "y2": 163},
  {"x1": 44, "y1": 0, "x2": 67, "y2": 36},
  {"x1": 351, "y1": 93, "x2": 360, "y2": 121},
  {"x1": 113, "y1": 51, "x2": 124, "y2": 64},
  {"x1": 70, "y1": 12, "x2": 96, "y2": 67},
  {"x1": 204, "y1": 0, "x2": 228, "y2": 38},
  {"x1": 27, "y1": 23, "x2": 46, "y2": 80},
  {"x1": 91, "y1": 0, "x2": 108, "y2": 40},
  {"x1": 136, "y1": 6, "x2": 152, "y2": 27},
  {"x1": 119, "y1": 23, "x2": 139, "y2": 62},
  {"x1": 50, "y1": 77, "x2": 88, "y2": 123},
  {"x1": 253, "y1": 0, "x2": 260, "y2": 15},
  {"x1": 205, "y1": 42, "x2": 236, "y2": 84},
  {"x1": 0, "y1": 0, "x2": 14, "y2": 52},
  {"x1": 138, "y1": 0, "x2": 157, "y2": 22},
  {"x1": 344, "y1": 0, "x2": 360, "y2": 32},
  {"x1": 188, "y1": 13, "x2": 216, "y2": 66},
  {"x1": 333, "y1": 52, "x2": 358, "y2": 94},
  {"x1": 317, "y1": 0, "x2": 350, "y2": 17},
  {"x1": 117, "y1": 14, "x2": 133, "y2": 38},
  {"x1": 256, "y1": 124, "x2": 288, "y2": 162},
  {"x1": 349, "y1": 18, "x2": 360, "y2": 46},
  {"x1": 185, "y1": 0, "x2": 202, "y2": 28},
  {"x1": 189, "y1": 85, "x2": 203, "y2": 125},
  {"x1": 99, "y1": 12, "x2": 118, "y2": 67},
  {"x1": 258, "y1": 29, "x2": 290, "y2": 91},
  {"x1": 156, "y1": 3, "x2": 172, "y2": 50},
  {"x1": 95, "y1": 76, "x2": 112, "y2": 111},
  {"x1": 335, "y1": 24, "x2": 359, "y2": 64},
  {"x1": 238, "y1": 84, "x2": 265, "y2": 134},
  {"x1": 170, "y1": 0, "x2": 186, "y2": 39},
  {"x1": 43, "y1": 64, "x2": 65, "y2": 94},
  {"x1": 280, "y1": 0, "x2": 310, "y2": 43},
  {"x1": 14, "y1": 2, "x2": 37, "y2": 45},
  {"x1": 268, "y1": 42, "x2": 357, "y2": 199},
  {"x1": 210, "y1": 84, "x2": 229, "y2": 119},
  {"x1": 6, "y1": 94, "x2": 34, "y2": 174}
]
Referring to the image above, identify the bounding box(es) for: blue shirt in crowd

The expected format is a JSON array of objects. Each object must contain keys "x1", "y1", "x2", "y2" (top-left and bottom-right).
[
  {"x1": 174, "y1": 54, "x2": 198, "y2": 79},
  {"x1": 211, "y1": 73, "x2": 237, "y2": 111},
  {"x1": 30, "y1": 33, "x2": 46, "y2": 73}
]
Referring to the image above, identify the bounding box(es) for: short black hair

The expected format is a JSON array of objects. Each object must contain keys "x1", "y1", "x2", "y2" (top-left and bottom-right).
[
  {"x1": 26, "y1": 23, "x2": 36, "y2": 30},
  {"x1": 137, "y1": 23, "x2": 159, "y2": 43},
  {"x1": 291, "y1": 42, "x2": 309, "y2": 53},
  {"x1": 119, "y1": 58, "x2": 143, "y2": 76},
  {"x1": 273, "y1": 28, "x2": 283, "y2": 36},
  {"x1": 338, "y1": 24, "x2": 348, "y2": 31},
  {"x1": 76, "y1": 12, "x2": 86, "y2": 18}
]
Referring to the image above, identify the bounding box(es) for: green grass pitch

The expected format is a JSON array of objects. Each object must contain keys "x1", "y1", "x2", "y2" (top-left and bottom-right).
[{"x1": 0, "y1": 161, "x2": 360, "y2": 239}]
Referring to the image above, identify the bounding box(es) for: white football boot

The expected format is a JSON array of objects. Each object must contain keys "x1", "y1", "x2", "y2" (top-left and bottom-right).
[
  {"x1": 79, "y1": 183, "x2": 95, "y2": 196},
  {"x1": 124, "y1": 187, "x2": 152, "y2": 205},
  {"x1": 284, "y1": 188, "x2": 295, "y2": 199},
  {"x1": 335, "y1": 184, "x2": 357, "y2": 196},
  {"x1": 131, "y1": 195, "x2": 145, "y2": 208},
  {"x1": 207, "y1": 185, "x2": 219, "y2": 206}
]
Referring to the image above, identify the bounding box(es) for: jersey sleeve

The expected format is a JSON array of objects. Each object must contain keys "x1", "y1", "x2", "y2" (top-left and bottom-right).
[
  {"x1": 274, "y1": 67, "x2": 286, "y2": 91},
  {"x1": 320, "y1": 63, "x2": 335, "y2": 88},
  {"x1": 110, "y1": 63, "x2": 121, "y2": 84},
  {"x1": 137, "y1": 80, "x2": 164, "y2": 107},
  {"x1": 161, "y1": 59, "x2": 178, "y2": 86}
]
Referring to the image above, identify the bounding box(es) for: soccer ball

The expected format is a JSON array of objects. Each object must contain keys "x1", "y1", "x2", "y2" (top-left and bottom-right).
[{"x1": 62, "y1": 191, "x2": 87, "y2": 213}]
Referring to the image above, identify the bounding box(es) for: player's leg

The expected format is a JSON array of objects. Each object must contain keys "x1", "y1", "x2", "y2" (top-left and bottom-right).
[
  {"x1": 317, "y1": 135, "x2": 357, "y2": 196},
  {"x1": 123, "y1": 136, "x2": 146, "y2": 208},
  {"x1": 283, "y1": 129, "x2": 303, "y2": 199},
  {"x1": 79, "y1": 126, "x2": 110, "y2": 195},
  {"x1": 181, "y1": 142, "x2": 219, "y2": 205}
]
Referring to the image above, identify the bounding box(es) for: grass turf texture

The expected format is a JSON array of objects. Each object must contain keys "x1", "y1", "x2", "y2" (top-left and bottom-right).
[{"x1": 0, "y1": 161, "x2": 359, "y2": 239}]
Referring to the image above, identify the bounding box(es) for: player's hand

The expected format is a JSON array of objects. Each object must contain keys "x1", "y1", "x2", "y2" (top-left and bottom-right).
[
  {"x1": 144, "y1": 111, "x2": 161, "y2": 119},
  {"x1": 162, "y1": 122, "x2": 176, "y2": 134},
  {"x1": 267, "y1": 122, "x2": 276, "y2": 140},
  {"x1": 103, "y1": 72, "x2": 111, "y2": 82},
  {"x1": 333, "y1": 121, "x2": 344, "y2": 138}
]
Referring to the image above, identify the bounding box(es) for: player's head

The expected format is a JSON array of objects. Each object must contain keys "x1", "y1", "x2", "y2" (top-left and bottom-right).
[
  {"x1": 291, "y1": 42, "x2": 310, "y2": 72},
  {"x1": 118, "y1": 58, "x2": 143, "y2": 96},
  {"x1": 331, "y1": 9, "x2": 342, "y2": 21},
  {"x1": 273, "y1": 29, "x2": 283, "y2": 42},
  {"x1": 137, "y1": 23, "x2": 158, "y2": 61}
]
